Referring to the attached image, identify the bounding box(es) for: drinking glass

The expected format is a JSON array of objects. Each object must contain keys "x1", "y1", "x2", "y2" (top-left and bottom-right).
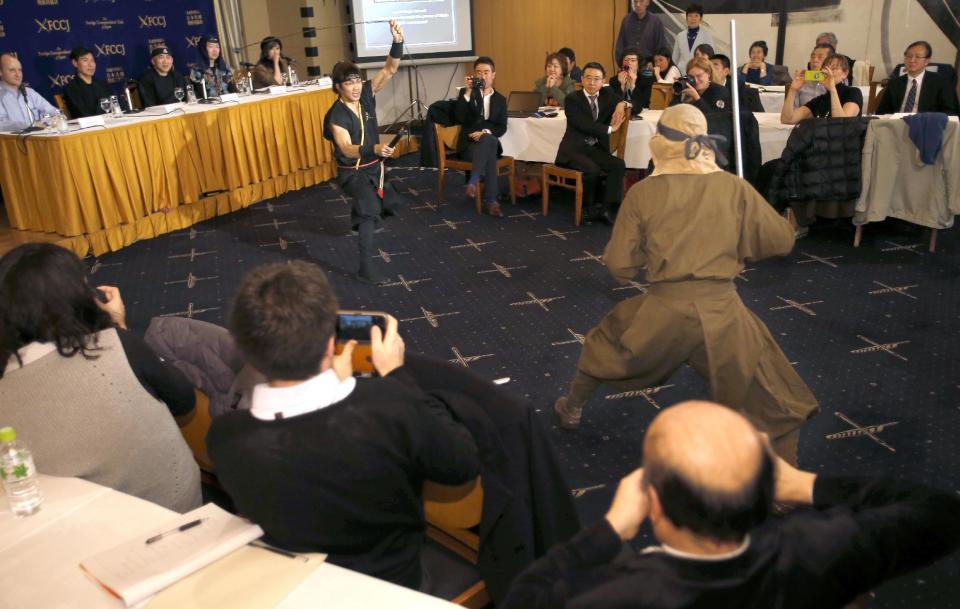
[
  {"x1": 99, "y1": 98, "x2": 111, "y2": 114},
  {"x1": 174, "y1": 87, "x2": 185, "y2": 102}
]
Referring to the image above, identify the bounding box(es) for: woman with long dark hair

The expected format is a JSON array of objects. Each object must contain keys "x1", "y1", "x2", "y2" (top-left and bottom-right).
[
  {"x1": 252, "y1": 36, "x2": 289, "y2": 88},
  {"x1": 0, "y1": 243, "x2": 200, "y2": 512}
]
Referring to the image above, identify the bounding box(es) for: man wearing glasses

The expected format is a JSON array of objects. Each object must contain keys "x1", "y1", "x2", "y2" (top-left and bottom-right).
[
  {"x1": 555, "y1": 63, "x2": 626, "y2": 225},
  {"x1": 323, "y1": 20, "x2": 408, "y2": 285},
  {"x1": 876, "y1": 41, "x2": 959, "y2": 116}
]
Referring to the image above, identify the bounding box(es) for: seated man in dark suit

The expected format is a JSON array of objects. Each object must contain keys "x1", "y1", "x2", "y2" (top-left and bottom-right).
[
  {"x1": 137, "y1": 46, "x2": 188, "y2": 108},
  {"x1": 454, "y1": 56, "x2": 508, "y2": 217},
  {"x1": 63, "y1": 47, "x2": 114, "y2": 118},
  {"x1": 502, "y1": 399, "x2": 960, "y2": 609},
  {"x1": 556, "y1": 62, "x2": 626, "y2": 225},
  {"x1": 207, "y1": 261, "x2": 479, "y2": 594},
  {"x1": 876, "y1": 41, "x2": 959, "y2": 116}
]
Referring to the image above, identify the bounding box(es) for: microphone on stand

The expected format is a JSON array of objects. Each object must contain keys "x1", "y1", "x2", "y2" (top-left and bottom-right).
[{"x1": 19, "y1": 83, "x2": 34, "y2": 124}]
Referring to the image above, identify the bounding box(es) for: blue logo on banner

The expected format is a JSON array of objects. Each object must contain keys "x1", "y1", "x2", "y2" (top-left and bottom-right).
[{"x1": 0, "y1": 1, "x2": 216, "y2": 98}]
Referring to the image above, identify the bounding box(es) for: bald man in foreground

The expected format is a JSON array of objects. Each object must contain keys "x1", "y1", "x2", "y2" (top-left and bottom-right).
[{"x1": 502, "y1": 401, "x2": 960, "y2": 609}]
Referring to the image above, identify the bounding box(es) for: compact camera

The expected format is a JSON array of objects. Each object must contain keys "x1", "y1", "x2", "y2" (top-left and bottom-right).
[
  {"x1": 672, "y1": 74, "x2": 697, "y2": 96},
  {"x1": 470, "y1": 77, "x2": 486, "y2": 90}
]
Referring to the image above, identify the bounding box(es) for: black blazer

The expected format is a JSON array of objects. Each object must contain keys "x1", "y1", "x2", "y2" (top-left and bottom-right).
[
  {"x1": 556, "y1": 87, "x2": 621, "y2": 161},
  {"x1": 876, "y1": 71, "x2": 959, "y2": 116},
  {"x1": 454, "y1": 88, "x2": 507, "y2": 154},
  {"x1": 609, "y1": 73, "x2": 654, "y2": 113}
]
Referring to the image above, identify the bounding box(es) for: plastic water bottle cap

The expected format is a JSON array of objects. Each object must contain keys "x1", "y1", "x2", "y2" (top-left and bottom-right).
[{"x1": 0, "y1": 427, "x2": 16, "y2": 443}]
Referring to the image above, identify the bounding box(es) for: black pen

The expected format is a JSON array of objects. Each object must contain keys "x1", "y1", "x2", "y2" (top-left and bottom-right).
[
  {"x1": 145, "y1": 518, "x2": 207, "y2": 544},
  {"x1": 250, "y1": 541, "x2": 308, "y2": 561}
]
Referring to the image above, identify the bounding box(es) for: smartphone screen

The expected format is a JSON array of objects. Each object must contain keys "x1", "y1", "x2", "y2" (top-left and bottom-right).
[
  {"x1": 336, "y1": 313, "x2": 387, "y2": 343},
  {"x1": 804, "y1": 70, "x2": 825, "y2": 82}
]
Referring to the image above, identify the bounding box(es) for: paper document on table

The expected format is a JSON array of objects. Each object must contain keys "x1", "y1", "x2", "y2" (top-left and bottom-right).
[
  {"x1": 146, "y1": 545, "x2": 324, "y2": 609},
  {"x1": 80, "y1": 503, "x2": 263, "y2": 607}
]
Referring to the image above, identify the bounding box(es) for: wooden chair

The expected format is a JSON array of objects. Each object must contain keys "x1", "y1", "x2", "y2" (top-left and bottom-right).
[
  {"x1": 177, "y1": 389, "x2": 220, "y2": 488},
  {"x1": 53, "y1": 93, "x2": 70, "y2": 118},
  {"x1": 435, "y1": 124, "x2": 516, "y2": 213},
  {"x1": 424, "y1": 477, "x2": 491, "y2": 608},
  {"x1": 541, "y1": 119, "x2": 629, "y2": 226},
  {"x1": 649, "y1": 83, "x2": 673, "y2": 110},
  {"x1": 867, "y1": 81, "x2": 887, "y2": 115}
]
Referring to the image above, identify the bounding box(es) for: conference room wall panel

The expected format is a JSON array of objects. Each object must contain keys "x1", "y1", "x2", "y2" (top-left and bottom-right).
[{"x1": 472, "y1": 0, "x2": 629, "y2": 99}]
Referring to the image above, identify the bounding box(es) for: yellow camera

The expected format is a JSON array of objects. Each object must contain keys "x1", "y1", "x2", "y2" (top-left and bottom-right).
[{"x1": 804, "y1": 70, "x2": 825, "y2": 82}]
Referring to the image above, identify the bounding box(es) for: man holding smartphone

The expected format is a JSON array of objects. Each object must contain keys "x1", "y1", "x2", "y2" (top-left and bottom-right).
[
  {"x1": 208, "y1": 261, "x2": 479, "y2": 593},
  {"x1": 323, "y1": 20, "x2": 409, "y2": 285}
]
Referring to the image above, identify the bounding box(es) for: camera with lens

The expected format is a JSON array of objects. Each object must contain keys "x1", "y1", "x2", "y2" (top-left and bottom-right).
[
  {"x1": 672, "y1": 74, "x2": 697, "y2": 96},
  {"x1": 470, "y1": 77, "x2": 485, "y2": 90}
]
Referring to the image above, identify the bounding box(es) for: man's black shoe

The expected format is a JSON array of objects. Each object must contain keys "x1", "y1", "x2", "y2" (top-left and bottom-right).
[
  {"x1": 600, "y1": 209, "x2": 616, "y2": 226},
  {"x1": 349, "y1": 226, "x2": 385, "y2": 236}
]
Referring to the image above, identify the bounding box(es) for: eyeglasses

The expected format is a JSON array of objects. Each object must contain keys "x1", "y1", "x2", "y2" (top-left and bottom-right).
[{"x1": 904, "y1": 54, "x2": 929, "y2": 60}]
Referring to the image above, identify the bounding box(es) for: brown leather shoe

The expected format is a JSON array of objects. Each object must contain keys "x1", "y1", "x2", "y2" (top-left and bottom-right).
[
  {"x1": 554, "y1": 397, "x2": 582, "y2": 430},
  {"x1": 465, "y1": 182, "x2": 478, "y2": 199},
  {"x1": 486, "y1": 202, "x2": 503, "y2": 217}
]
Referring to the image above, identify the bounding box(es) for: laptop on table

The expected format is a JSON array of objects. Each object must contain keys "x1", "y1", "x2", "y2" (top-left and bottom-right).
[{"x1": 506, "y1": 91, "x2": 544, "y2": 118}]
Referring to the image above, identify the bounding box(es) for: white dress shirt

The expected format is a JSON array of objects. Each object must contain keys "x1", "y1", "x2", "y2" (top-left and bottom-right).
[
  {"x1": 901, "y1": 70, "x2": 926, "y2": 113},
  {"x1": 249, "y1": 368, "x2": 357, "y2": 421}
]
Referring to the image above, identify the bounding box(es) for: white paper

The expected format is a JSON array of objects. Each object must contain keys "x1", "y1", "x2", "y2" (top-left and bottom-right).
[{"x1": 80, "y1": 503, "x2": 263, "y2": 607}]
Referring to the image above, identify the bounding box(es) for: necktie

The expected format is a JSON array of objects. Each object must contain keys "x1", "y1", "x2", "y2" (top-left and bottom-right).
[
  {"x1": 903, "y1": 79, "x2": 917, "y2": 113},
  {"x1": 589, "y1": 95, "x2": 598, "y2": 120}
]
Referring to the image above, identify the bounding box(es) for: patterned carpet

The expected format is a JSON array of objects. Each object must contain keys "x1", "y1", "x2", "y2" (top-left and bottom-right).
[{"x1": 87, "y1": 160, "x2": 960, "y2": 608}]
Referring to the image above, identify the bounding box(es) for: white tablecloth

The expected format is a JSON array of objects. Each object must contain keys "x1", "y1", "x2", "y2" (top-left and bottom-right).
[
  {"x1": 0, "y1": 475, "x2": 457, "y2": 609},
  {"x1": 759, "y1": 86, "x2": 872, "y2": 114},
  {"x1": 500, "y1": 109, "x2": 796, "y2": 169}
]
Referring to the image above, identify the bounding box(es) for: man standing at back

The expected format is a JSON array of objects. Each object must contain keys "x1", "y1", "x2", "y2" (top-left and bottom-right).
[
  {"x1": 615, "y1": 0, "x2": 667, "y2": 64},
  {"x1": 207, "y1": 261, "x2": 479, "y2": 593},
  {"x1": 876, "y1": 41, "x2": 959, "y2": 116},
  {"x1": 503, "y1": 400, "x2": 960, "y2": 608},
  {"x1": 555, "y1": 62, "x2": 626, "y2": 225}
]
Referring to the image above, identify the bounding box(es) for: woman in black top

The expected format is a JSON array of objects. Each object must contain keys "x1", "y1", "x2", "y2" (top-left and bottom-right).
[
  {"x1": 671, "y1": 56, "x2": 730, "y2": 114},
  {"x1": 780, "y1": 54, "x2": 861, "y2": 124}
]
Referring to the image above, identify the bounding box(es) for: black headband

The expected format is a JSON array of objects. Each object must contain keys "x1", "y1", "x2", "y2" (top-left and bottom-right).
[
  {"x1": 656, "y1": 122, "x2": 728, "y2": 167},
  {"x1": 335, "y1": 71, "x2": 362, "y2": 85}
]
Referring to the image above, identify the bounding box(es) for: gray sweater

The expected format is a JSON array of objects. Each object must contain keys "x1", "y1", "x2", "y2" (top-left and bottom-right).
[{"x1": 0, "y1": 328, "x2": 201, "y2": 512}]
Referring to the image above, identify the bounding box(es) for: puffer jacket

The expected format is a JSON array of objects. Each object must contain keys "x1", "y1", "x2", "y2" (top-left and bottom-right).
[{"x1": 768, "y1": 116, "x2": 875, "y2": 206}]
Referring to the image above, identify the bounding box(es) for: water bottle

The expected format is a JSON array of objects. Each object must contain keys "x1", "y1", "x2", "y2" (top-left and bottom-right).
[
  {"x1": 55, "y1": 111, "x2": 69, "y2": 133},
  {"x1": 0, "y1": 427, "x2": 42, "y2": 517},
  {"x1": 186, "y1": 86, "x2": 197, "y2": 104},
  {"x1": 110, "y1": 95, "x2": 122, "y2": 118}
]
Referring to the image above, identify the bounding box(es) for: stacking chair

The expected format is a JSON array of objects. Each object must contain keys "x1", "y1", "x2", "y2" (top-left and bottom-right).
[
  {"x1": 53, "y1": 94, "x2": 70, "y2": 118},
  {"x1": 541, "y1": 119, "x2": 629, "y2": 225},
  {"x1": 649, "y1": 83, "x2": 673, "y2": 110},
  {"x1": 424, "y1": 477, "x2": 491, "y2": 608},
  {"x1": 435, "y1": 124, "x2": 516, "y2": 213},
  {"x1": 177, "y1": 389, "x2": 220, "y2": 489}
]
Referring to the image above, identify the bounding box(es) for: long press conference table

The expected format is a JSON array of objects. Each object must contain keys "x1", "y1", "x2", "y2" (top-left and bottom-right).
[
  {"x1": 0, "y1": 86, "x2": 339, "y2": 257},
  {"x1": 499, "y1": 109, "x2": 797, "y2": 169}
]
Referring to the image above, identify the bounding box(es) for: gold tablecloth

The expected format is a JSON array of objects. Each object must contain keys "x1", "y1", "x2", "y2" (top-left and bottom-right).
[{"x1": 0, "y1": 88, "x2": 338, "y2": 256}]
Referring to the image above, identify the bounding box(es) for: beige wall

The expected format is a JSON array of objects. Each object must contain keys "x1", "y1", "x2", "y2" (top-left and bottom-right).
[
  {"x1": 473, "y1": 0, "x2": 628, "y2": 97},
  {"x1": 237, "y1": 0, "x2": 350, "y2": 71}
]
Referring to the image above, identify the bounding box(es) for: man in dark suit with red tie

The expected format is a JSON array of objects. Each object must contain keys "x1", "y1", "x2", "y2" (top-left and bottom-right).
[
  {"x1": 876, "y1": 41, "x2": 959, "y2": 116},
  {"x1": 556, "y1": 62, "x2": 627, "y2": 225}
]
